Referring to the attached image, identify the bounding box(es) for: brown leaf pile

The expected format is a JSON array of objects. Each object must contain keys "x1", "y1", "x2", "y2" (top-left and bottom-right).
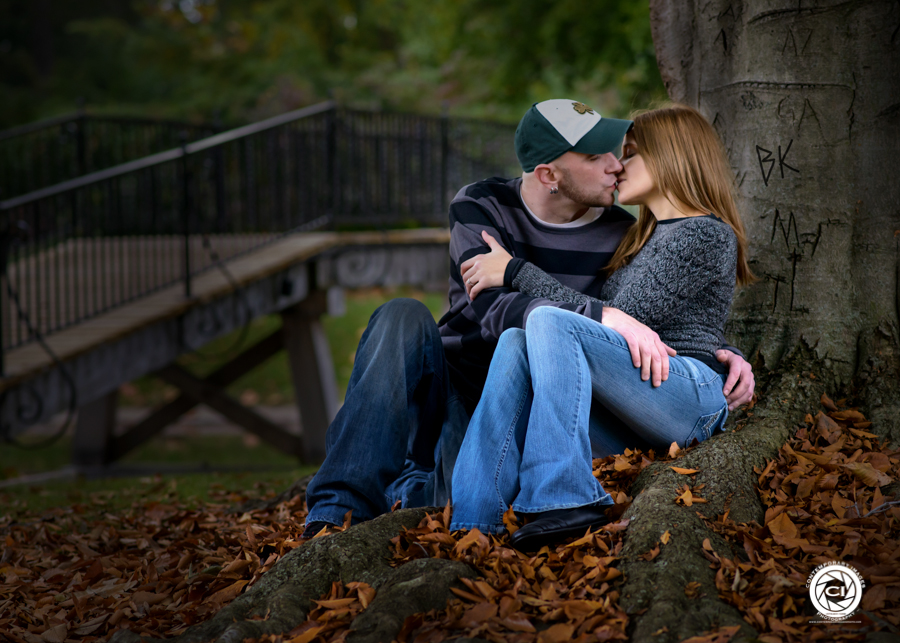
[
  {"x1": 0, "y1": 485, "x2": 311, "y2": 642},
  {"x1": 697, "y1": 395, "x2": 900, "y2": 641},
  {"x1": 384, "y1": 507, "x2": 630, "y2": 642},
  {"x1": 2, "y1": 394, "x2": 898, "y2": 643},
  {"x1": 252, "y1": 451, "x2": 657, "y2": 643}
]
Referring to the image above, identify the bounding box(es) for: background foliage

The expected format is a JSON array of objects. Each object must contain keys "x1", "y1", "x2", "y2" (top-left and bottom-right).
[{"x1": 0, "y1": 0, "x2": 665, "y2": 128}]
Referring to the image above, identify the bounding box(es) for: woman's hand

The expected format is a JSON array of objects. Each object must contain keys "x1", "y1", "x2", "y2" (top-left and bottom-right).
[
  {"x1": 460, "y1": 231, "x2": 512, "y2": 299},
  {"x1": 601, "y1": 307, "x2": 676, "y2": 387}
]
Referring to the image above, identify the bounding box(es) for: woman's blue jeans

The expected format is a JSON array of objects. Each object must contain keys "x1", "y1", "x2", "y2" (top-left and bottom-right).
[{"x1": 450, "y1": 306, "x2": 728, "y2": 534}]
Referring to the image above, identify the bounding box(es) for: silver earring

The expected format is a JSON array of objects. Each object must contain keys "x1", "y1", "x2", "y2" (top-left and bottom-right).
[{"x1": 550, "y1": 186, "x2": 559, "y2": 194}]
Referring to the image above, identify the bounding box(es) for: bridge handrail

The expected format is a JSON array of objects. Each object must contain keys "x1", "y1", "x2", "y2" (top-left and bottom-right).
[
  {"x1": 0, "y1": 112, "x2": 85, "y2": 143},
  {"x1": 0, "y1": 102, "x2": 517, "y2": 359},
  {"x1": 0, "y1": 102, "x2": 335, "y2": 211},
  {"x1": 0, "y1": 111, "x2": 220, "y2": 144}
]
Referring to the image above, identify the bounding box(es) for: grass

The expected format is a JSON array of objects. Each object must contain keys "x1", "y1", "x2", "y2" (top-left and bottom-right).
[
  {"x1": 121, "y1": 286, "x2": 447, "y2": 406},
  {"x1": 0, "y1": 287, "x2": 446, "y2": 520},
  {"x1": 0, "y1": 434, "x2": 317, "y2": 520}
]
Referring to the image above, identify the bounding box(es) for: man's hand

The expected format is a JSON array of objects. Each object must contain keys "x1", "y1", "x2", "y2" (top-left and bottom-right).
[
  {"x1": 716, "y1": 350, "x2": 755, "y2": 410},
  {"x1": 460, "y1": 230, "x2": 512, "y2": 299},
  {"x1": 602, "y1": 307, "x2": 676, "y2": 387}
]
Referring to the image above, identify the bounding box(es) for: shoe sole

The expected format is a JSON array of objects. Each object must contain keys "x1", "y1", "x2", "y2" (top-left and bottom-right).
[{"x1": 509, "y1": 518, "x2": 610, "y2": 552}]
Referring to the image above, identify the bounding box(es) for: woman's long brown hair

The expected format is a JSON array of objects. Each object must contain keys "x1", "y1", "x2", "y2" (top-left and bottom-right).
[{"x1": 606, "y1": 103, "x2": 755, "y2": 286}]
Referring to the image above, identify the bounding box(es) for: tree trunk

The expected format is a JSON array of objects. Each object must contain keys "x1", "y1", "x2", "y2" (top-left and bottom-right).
[{"x1": 649, "y1": 0, "x2": 900, "y2": 443}]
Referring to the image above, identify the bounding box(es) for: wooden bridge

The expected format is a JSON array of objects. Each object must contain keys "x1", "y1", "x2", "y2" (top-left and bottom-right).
[{"x1": 0, "y1": 102, "x2": 516, "y2": 469}]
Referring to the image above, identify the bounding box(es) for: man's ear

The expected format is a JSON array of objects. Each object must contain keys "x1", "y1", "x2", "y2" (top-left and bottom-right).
[{"x1": 532, "y1": 164, "x2": 558, "y2": 188}]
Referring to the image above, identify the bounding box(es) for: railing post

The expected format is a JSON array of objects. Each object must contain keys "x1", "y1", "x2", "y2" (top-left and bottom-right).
[
  {"x1": 440, "y1": 101, "x2": 449, "y2": 216},
  {"x1": 326, "y1": 101, "x2": 338, "y2": 229},
  {"x1": 0, "y1": 214, "x2": 6, "y2": 378},
  {"x1": 180, "y1": 132, "x2": 192, "y2": 298},
  {"x1": 75, "y1": 97, "x2": 87, "y2": 178},
  {"x1": 212, "y1": 112, "x2": 226, "y2": 233}
]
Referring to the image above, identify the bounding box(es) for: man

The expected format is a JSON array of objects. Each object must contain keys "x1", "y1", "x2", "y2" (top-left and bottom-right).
[{"x1": 302, "y1": 99, "x2": 754, "y2": 537}]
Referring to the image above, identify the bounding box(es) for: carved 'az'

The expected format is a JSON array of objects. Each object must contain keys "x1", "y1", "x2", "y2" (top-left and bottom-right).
[{"x1": 756, "y1": 139, "x2": 799, "y2": 186}]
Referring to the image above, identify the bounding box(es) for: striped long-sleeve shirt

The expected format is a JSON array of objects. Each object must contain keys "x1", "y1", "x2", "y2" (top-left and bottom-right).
[{"x1": 437, "y1": 176, "x2": 634, "y2": 409}]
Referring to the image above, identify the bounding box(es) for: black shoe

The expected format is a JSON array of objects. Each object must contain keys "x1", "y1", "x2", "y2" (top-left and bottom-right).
[
  {"x1": 301, "y1": 520, "x2": 337, "y2": 540},
  {"x1": 509, "y1": 504, "x2": 612, "y2": 552}
]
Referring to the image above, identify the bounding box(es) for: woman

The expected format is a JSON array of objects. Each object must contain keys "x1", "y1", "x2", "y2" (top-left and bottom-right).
[{"x1": 448, "y1": 104, "x2": 754, "y2": 550}]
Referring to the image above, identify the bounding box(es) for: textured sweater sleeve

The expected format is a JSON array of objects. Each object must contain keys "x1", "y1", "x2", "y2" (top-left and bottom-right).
[
  {"x1": 511, "y1": 219, "x2": 739, "y2": 353},
  {"x1": 512, "y1": 262, "x2": 601, "y2": 307}
]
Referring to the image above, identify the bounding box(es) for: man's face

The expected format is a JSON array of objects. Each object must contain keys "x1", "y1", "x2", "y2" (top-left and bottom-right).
[{"x1": 552, "y1": 151, "x2": 624, "y2": 208}]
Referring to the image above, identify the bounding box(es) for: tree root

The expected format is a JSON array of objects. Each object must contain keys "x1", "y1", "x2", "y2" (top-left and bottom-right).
[
  {"x1": 856, "y1": 322, "x2": 900, "y2": 448},
  {"x1": 110, "y1": 508, "x2": 478, "y2": 643},
  {"x1": 616, "y1": 347, "x2": 831, "y2": 643},
  {"x1": 347, "y1": 558, "x2": 477, "y2": 643}
]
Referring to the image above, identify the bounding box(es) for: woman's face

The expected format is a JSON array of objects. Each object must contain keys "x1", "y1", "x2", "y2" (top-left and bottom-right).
[{"x1": 615, "y1": 132, "x2": 658, "y2": 206}]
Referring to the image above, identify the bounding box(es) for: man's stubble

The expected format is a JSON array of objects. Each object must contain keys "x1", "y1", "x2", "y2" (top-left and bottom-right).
[{"x1": 557, "y1": 167, "x2": 615, "y2": 209}]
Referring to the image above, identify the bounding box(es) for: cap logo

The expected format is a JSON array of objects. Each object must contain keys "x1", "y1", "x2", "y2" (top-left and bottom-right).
[{"x1": 572, "y1": 102, "x2": 595, "y2": 115}]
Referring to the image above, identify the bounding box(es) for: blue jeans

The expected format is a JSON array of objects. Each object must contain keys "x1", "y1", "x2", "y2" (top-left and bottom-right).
[
  {"x1": 450, "y1": 306, "x2": 728, "y2": 533},
  {"x1": 305, "y1": 299, "x2": 471, "y2": 528}
]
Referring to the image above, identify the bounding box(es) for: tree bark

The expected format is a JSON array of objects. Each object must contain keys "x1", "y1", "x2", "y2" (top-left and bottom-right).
[{"x1": 650, "y1": 0, "x2": 900, "y2": 443}]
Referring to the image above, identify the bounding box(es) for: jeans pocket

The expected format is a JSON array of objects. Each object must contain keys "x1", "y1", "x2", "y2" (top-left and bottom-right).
[{"x1": 683, "y1": 405, "x2": 727, "y2": 448}]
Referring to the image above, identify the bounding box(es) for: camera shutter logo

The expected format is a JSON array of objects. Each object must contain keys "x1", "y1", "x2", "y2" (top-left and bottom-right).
[{"x1": 807, "y1": 562, "x2": 865, "y2": 621}]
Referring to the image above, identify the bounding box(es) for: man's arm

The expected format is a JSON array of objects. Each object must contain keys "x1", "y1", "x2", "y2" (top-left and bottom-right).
[{"x1": 448, "y1": 198, "x2": 604, "y2": 339}]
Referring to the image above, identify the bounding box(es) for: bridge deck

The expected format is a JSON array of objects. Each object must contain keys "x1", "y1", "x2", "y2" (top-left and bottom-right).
[{"x1": 1, "y1": 228, "x2": 450, "y2": 393}]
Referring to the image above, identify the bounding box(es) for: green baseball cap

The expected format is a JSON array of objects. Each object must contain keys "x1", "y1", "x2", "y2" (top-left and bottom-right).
[{"x1": 515, "y1": 99, "x2": 633, "y2": 172}]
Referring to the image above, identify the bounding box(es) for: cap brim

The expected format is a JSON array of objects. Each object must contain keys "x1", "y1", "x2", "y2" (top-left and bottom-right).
[{"x1": 570, "y1": 117, "x2": 633, "y2": 155}]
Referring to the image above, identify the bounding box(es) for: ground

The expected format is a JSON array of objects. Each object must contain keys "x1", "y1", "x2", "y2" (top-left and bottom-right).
[{"x1": 1, "y1": 291, "x2": 899, "y2": 643}]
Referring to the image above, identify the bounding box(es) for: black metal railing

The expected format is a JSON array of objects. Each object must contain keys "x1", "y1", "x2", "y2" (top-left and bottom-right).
[
  {"x1": 0, "y1": 111, "x2": 220, "y2": 198},
  {"x1": 0, "y1": 102, "x2": 518, "y2": 366}
]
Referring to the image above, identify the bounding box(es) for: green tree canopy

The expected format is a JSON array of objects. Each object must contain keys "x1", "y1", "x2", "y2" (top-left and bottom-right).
[{"x1": 0, "y1": 0, "x2": 665, "y2": 128}]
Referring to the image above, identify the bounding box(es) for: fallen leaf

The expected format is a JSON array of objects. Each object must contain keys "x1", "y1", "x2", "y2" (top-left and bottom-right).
[
  {"x1": 455, "y1": 602, "x2": 497, "y2": 628},
  {"x1": 842, "y1": 462, "x2": 893, "y2": 487},
  {"x1": 207, "y1": 580, "x2": 248, "y2": 605},
  {"x1": 670, "y1": 467, "x2": 699, "y2": 475},
  {"x1": 820, "y1": 393, "x2": 838, "y2": 411},
  {"x1": 660, "y1": 530, "x2": 671, "y2": 545},
  {"x1": 641, "y1": 545, "x2": 660, "y2": 561},
  {"x1": 286, "y1": 625, "x2": 324, "y2": 643},
  {"x1": 766, "y1": 511, "x2": 798, "y2": 539},
  {"x1": 502, "y1": 506, "x2": 519, "y2": 535},
  {"x1": 668, "y1": 442, "x2": 682, "y2": 458},
  {"x1": 40, "y1": 625, "x2": 67, "y2": 643},
  {"x1": 538, "y1": 622, "x2": 575, "y2": 643},
  {"x1": 131, "y1": 591, "x2": 169, "y2": 606},
  {"x1": 453, "y1": 528, "x2": 485, "y2": 554},
  {"x1": 498, "y1": 613, "x2": 536, "y2": 632},
  {"x1": 314, "y1": 597, "x2": 357, "y2": 609}
]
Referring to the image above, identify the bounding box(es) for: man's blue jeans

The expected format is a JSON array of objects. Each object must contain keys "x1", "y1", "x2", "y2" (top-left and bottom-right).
[
  {"x1": 450, "y1": 306, "x2": 728, "y2": 534},
  {"x1": 304, "y1": 298, "x2": 471, "y2": 528}
]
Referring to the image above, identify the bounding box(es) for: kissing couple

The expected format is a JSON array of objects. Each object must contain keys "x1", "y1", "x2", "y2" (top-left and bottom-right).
[{"x1": 302, "y1": 99, "x2": 755, "y2": 552}]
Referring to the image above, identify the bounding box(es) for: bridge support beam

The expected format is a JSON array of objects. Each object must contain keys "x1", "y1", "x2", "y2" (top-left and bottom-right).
[
  {"x1": 109, "y1": 329, "x2": 287, "y2": 462},
  {"x1": 156, "y1": 364, "x2": 307, "y2": 459},
  {"x1": 72, "y1": 390, "x2": 118, "y2": 466},
  {"x1": 97, "y1": 289, "x2": 343, "y2": 466},
  {"x1": 281, "y1": 289, "x2": 342, "y2": 464}
]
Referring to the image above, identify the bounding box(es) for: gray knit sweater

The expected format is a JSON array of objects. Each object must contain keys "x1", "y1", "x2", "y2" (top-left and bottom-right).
[{"x1": 512, "y1": 215, "x2": 737, "y2": 372}]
